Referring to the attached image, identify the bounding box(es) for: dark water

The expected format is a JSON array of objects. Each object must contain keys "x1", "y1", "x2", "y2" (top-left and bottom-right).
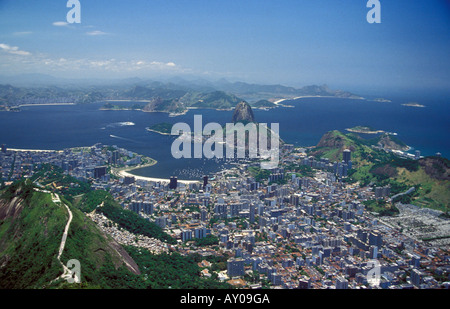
[{"x1": 0, "y1": 95, "x2": 448, "y2": 180}]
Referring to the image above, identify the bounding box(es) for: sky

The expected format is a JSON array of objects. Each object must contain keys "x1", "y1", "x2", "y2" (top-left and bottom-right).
[{"x1": 0, "y1": 0, "x2": 449, "y2": 94}]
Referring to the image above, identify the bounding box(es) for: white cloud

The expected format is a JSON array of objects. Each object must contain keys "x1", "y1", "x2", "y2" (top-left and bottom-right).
[
  {"x1": 86, "y1": 30, "x2": 108, "y2": 36},
  {"x1": 0, "y1": 43, "x2": 31, "y2": 56},
  {"x1": 0, "y1": 47, "x2": 182, "y2": 77},
  {"x1": 52, "y1": 21, "x2": 69, "y2": 27}
]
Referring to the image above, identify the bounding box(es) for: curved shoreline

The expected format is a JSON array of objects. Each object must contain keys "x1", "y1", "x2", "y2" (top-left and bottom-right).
[
  {"x1": 113, "y1": 161, "x2": 200, "y2": 184},
  {"x1": 8, "y1": 147, "x2": 199, "y2": 184}
]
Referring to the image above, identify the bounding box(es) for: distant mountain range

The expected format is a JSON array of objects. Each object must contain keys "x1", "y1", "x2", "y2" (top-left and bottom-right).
[{"x1": 0, "y1": 74, "x2": 363, "y2": 113}]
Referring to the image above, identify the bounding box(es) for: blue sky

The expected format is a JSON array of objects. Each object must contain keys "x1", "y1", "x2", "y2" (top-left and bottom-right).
[{"x1": 0, "y1": 0, "x2": 449, "y2": 93}]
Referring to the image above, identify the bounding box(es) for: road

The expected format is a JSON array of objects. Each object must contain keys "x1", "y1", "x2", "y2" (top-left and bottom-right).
[{"x1": 50, "y1": 194, "x2": 80, "y2": 284}]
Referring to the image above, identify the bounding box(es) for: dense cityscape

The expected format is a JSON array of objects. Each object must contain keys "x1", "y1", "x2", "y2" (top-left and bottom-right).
[{"x1": 1, "y1": 141, "x2": 448, "y2": 289}]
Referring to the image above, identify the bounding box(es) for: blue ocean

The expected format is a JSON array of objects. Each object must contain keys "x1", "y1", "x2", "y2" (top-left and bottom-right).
[{"x1": 0, "y1": 95, "x2": 449, "y2": 180}]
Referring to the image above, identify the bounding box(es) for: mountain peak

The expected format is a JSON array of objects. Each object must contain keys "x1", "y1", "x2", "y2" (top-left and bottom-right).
[{"x1": 232, "y1": 101, "x2": 255, "y2": 123}]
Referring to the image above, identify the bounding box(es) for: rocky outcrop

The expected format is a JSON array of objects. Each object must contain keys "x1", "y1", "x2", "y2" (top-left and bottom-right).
[
  {"x1": 376, "y1": 133, "x2": 409, "y2": 151},
  {"x1": 232, "y1": 101, "x2": 255, "y2": 123}
]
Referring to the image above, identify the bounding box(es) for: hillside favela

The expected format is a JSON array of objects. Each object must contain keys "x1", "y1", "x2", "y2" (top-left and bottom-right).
[{"x1": 0, "y1": 0, "x2": 449, "y2": 297}]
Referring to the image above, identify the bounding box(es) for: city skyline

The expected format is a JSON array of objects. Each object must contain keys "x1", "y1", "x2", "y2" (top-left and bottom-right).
[{"x1": 0, "y1": 0, "x2": 449, "y2": 94}]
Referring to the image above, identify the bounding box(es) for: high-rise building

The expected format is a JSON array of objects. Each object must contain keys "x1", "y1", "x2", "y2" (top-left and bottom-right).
[
  {"x1": 369, "y1": 230, "x2": 383, "y2": 247},
  {"x1": 375, "y1": 185, "x2": 391, "y2": 199},
  {"x1": 111, "y1": 150, "x2": 120, "y2": 165},
  {"x1": 249, "y1": 204, "x2": 255, "y2": 224},
  {"x1": 1, "y1": 144, "x2": 6, "y2": 153},
  {"x1": 155, "y1": 216, "x2": 168, "y2": 229},
  {"x1": 227, "y1": 258, "x2": 245, "y2": 278},
  {"x1": 130, "y1": 200, "x2": 141, "y2": 214},
  {"x1": 203, "y1": 175, "x2": 208, "y2": 189},
  {"x1": 411, "y1": 269, "x2": 423, "y2": 287},
  {"x1": 181, "y1": 229, "x2": 192, "y2": 242},
  {"x1": 123, "y1": 176, "x2": 135, "y2": 185},
  {"x1": 335, "y1": 276, "x2": 349, "y2": 289},
  {"x1": 142, "y1": 201, "x2": 153, "y2": 215},
  {"x1": 343, "y1": 149, "x2": 352, "y2": 164},
  {"x1": 194, "y1": 227, "x2": 207, "y2": 239},
  {"x1": 169, "y1": 176, "x2": 178, "y2": 190},
  {"x1": 94, "y1": 166, "x2": 107, "y2": 179}
]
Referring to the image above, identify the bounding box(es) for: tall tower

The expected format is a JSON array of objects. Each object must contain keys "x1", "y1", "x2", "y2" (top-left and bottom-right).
[
  {"x1": 169, "y1": 176, "x2": 178, "y2": 190},
  {"x1": 343, "y1": 149, "x2": 351, "y2": 164}
]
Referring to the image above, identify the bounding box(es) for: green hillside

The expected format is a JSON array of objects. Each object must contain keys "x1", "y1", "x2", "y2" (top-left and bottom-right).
[
  {"x1": 181, "y1": 91, "x2": 242, "y2": 109},
  {"x1": 0, "y1": 180, "x2": 232, "y2": 289},
  {"x1": 310, "y1": 130, "x2": 379, "y2": 164},
  {"x1": 250, "y1": 100, "x2": 277, "y2": 109},
  {"x1": 311, "y1": 130, "x2": 450, "y2": 214},
  {"x1": 74, "y1": 190, "x2": 177, "y2": 245},
  {"x1": 0, "y1": 180, "x2": 142, "y2": 289}
]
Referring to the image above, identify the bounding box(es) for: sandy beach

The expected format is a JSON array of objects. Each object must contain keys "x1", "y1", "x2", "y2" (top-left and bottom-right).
[
  {"x1": 273, "y1": 95, "x2": 335, "y2": 105},
  {"x1": 18, "y1": 103, "x2": 75, "y2": 107},
  {"x1": 118, "y1": 169, "x2": 200, "y2": 184},
  {"x1": 8, "y1": 148, "x2": 62, "y2": 153}
]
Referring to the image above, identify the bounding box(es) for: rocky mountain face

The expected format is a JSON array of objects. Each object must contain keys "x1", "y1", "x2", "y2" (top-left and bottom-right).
[
  {"x1": 419, "y1": 156, "x2": 450, "y2": 181},
  {"x1": 142, "y1": 97, "x2": 186, "y2": 114},
  {"x1": 376, "y1": 133, "x2": 409, "y2": 151},
  {"x1": 232, "y1": 101, "x2": 255, "y2": 123}
]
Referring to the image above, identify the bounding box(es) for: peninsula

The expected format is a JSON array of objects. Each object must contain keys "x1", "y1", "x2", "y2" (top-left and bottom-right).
[{"x1": 146, "y1": 123, "x2": 173, "y2": 136}]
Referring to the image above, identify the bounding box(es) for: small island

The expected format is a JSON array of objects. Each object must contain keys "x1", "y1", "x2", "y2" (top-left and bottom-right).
[
  {"x1": 373, "y1": 98, "x2": 392, "y2": 103},
  {"x1": 346, "y1": 126, "x2": 385, "y2": 134},
  {"x1": 402, "y1": 102, "x2": 426, "y2": 108},
  {"x1": 146, "y1": 123, "x2": 174, "y2": 135}
]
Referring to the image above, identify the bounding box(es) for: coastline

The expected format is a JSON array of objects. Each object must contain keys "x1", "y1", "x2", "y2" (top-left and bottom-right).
[
  {"x1": 7, "y1": 146, "x2": 198, "y2": 184},
  {"x1": 7, "y1": 148, "x2": 62, "y2": 153},
  {"x1": 18, "y1": 103, "x2": 75, "y2": 107},
  {"x1": 117, "y1": 163, "x2": 200, "y2": 184},
  {"x1": 345, "y1": 128, "x2": 386, "y2": 134},
  {"x1": 111, "y1": 158, "x2": 200, "y2": 184},
  {"x1": 145, "y1": 128, "x2": 172, "y2": 136},
  {"x1": 273, "y1": 95, "x2": 364, "y2": 105}
]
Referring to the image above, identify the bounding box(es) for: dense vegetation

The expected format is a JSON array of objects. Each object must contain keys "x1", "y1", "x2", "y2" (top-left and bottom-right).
[
  {"x1": 363, "y1": 199, "x2": 399, "y2": 216},
  {"x1": 0, "y1": 180, "x2": 146, "y2": 289},
  {"x1": 0, "y1": 181, "x2": 69, "y2": 288},
  {"x1": 76, "y1": 190, "x2": 177, "y2": 245},
  {"x1": 102, "y1": 102, "x2": 145, "y2": 110},
  {"x1": 247, "y1": 166, "x2": 287, "y2": 185},
  {"x1": 312, "y1": 130, "x2": 449, "y2": 213},
  {"x1": 125, "y1": 246, "x2": 232, "y2": 289},
  {"x1": 0, "y1": 180, "x2": 231, "y2": 289},
  {"x1": 193, "y1": 235, "x2": 219, "y2": 247},
  {"x1": 146, "y1": 122, "x2": 173, "y2": 135},
  {"x1": 30, "y1": 164, "x2": 92, "y2": 202},
  {"x1": 250, "y1": 100, "x2": 277, "y2": 109}
]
